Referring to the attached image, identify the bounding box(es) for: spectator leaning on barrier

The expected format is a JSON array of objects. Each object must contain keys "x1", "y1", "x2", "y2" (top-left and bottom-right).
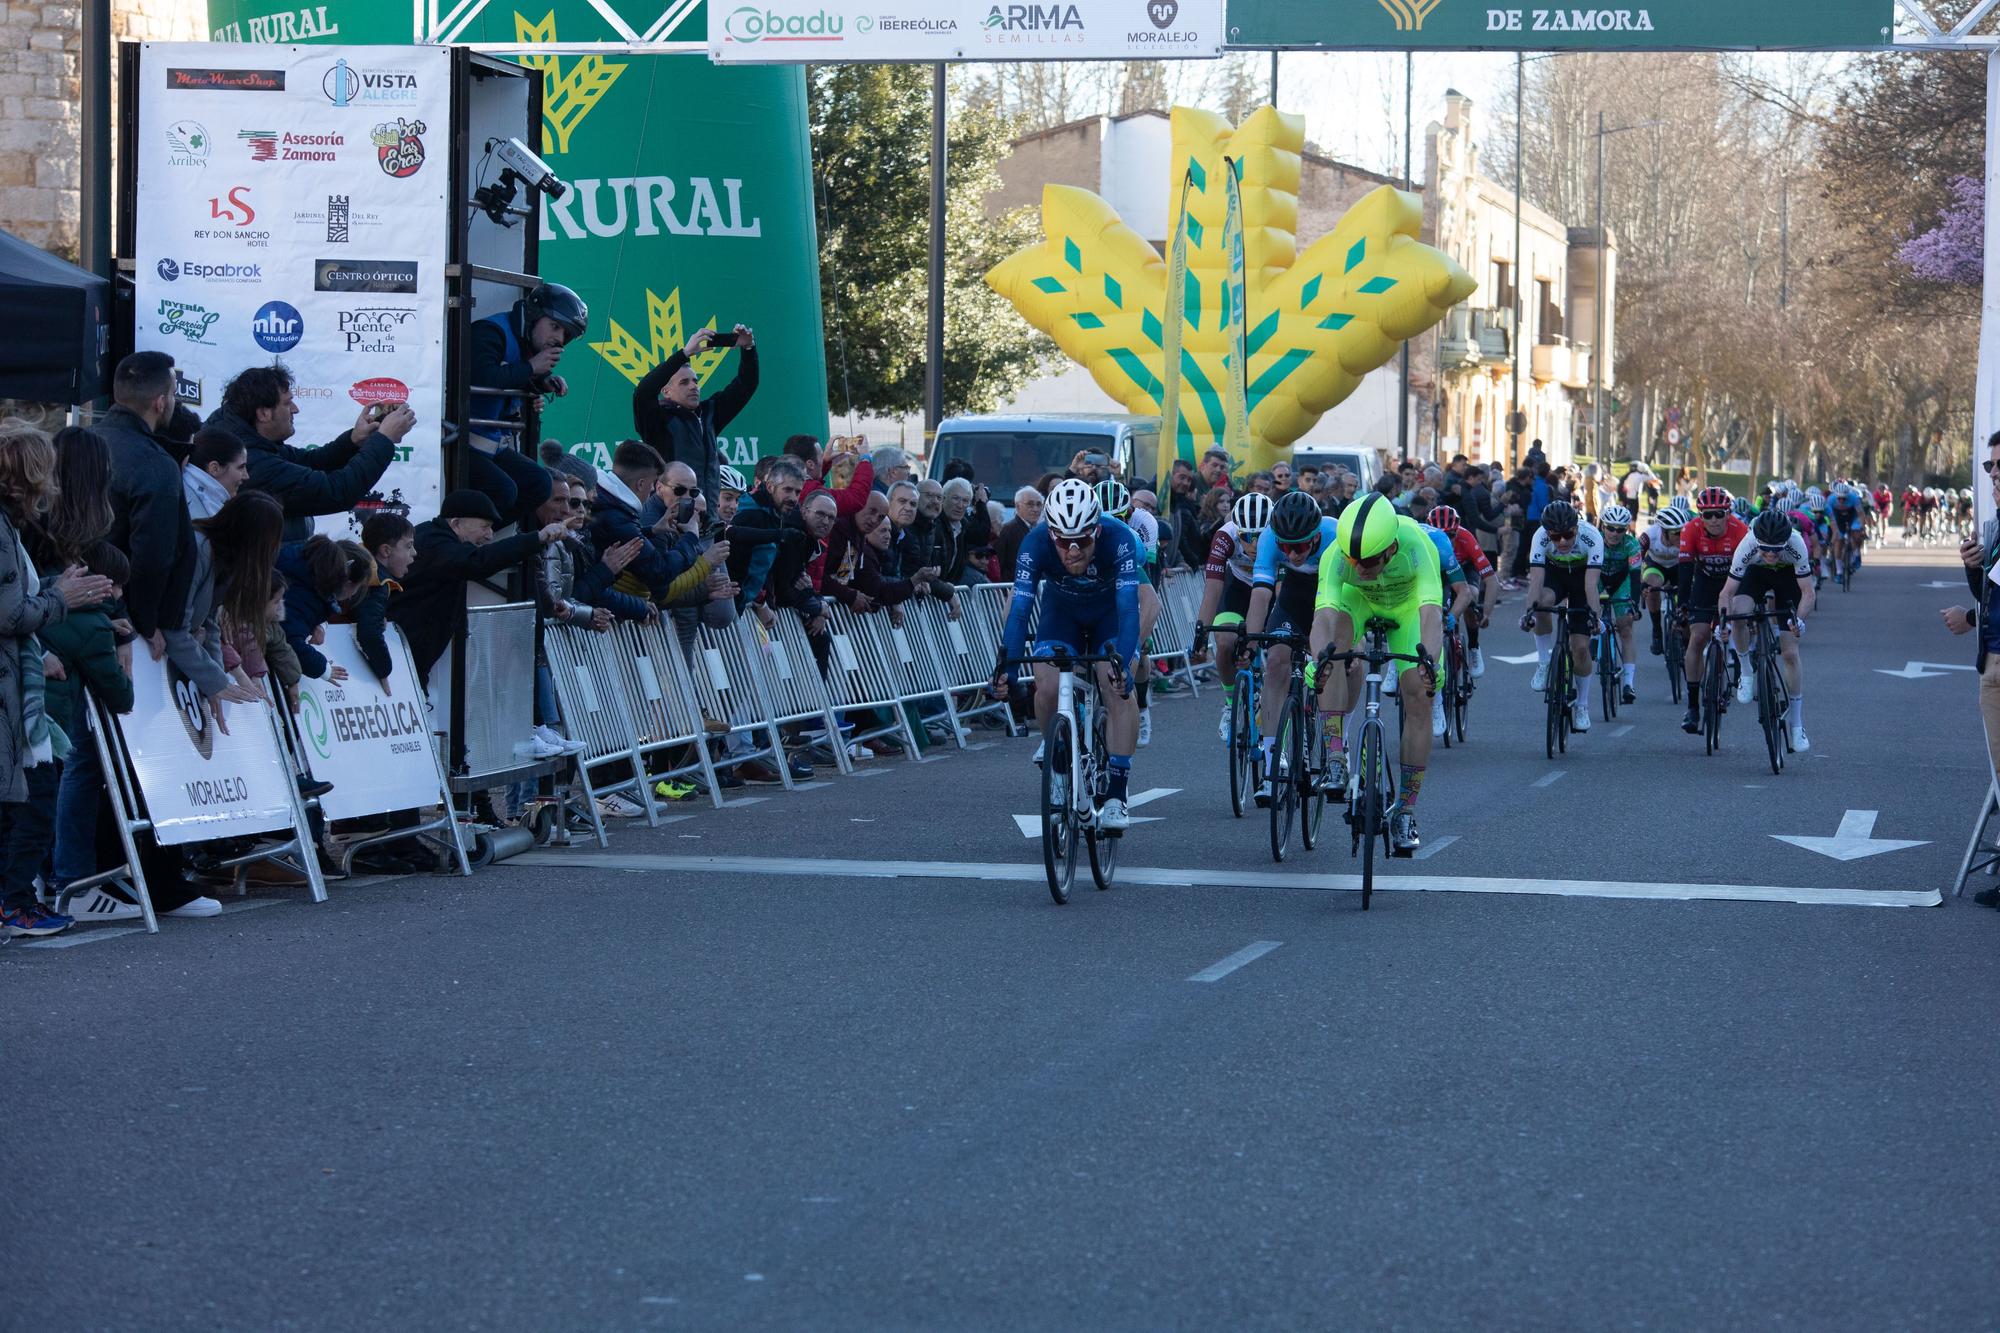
[
  {"x1": 634, "y1": 324, "x2": 758, "y2": 509},
  {"x1": 734, "y1": 458, "x2": 804, "y2": 628},
  {"x1": 182, "y1": 429, "x2": 249, "y2": 521},
  {"x1": 277, "y1": 536, "x2": 373, "y2": 686},
  {"x1": 773, "y1": 489, "x2": 839, "y2": 674},
  {"x1": 99, "y1": 352, "x2": 197, "y2": 653},
  {"x1": 468, "y1": 281, "x2": 582, "y2": 518},
  {"x1": 882, "y1": 479, "x2": 962, "y2": 618},
  {"x1": 638, "y1": 459, "x2": 736, "y2": 629},
  {"x1": 40, "y1": 539, "x2": 135, "y2": 925},
  {"x1": 205, "y1": 364, "x2": 416, "y2": 544},
  {"x1": 590, "y1": 440, "x2": 701, "y2": 606},
  {"x1": 390, "y1": 489, "x2": 570, "y2": 692},
  {"x1": 342, "y1": 511, "x2": 418, "y2": 690}
]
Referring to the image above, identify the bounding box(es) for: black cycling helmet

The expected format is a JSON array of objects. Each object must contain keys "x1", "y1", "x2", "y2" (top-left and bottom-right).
[
  {"x1": 1752, "y1": 508, "x2": 1793, "y2": 545},
  {"x1": 523, "y1": 282, "x2": 589, "y2": 341},
  {"x1": 1270, "y1": 490, "x2": 1322, "y2": 542},
  {"x1": 1541, "y1": 500, "x2": 1578, "y2": 535}
]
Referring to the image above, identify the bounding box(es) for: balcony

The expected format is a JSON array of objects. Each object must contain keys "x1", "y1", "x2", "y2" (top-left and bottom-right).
[
  {"x1": 1440, "y1": 306, "x2": 1479, "y2": 367},
  {"x1": 1532, "y1": 338, "x2": 1571, "y2": 386},
  {"x1": 1474, "y1": 307, "x2": 1514, "y2": 364},
  {"x1": 1565, "y1": 342, "x2": 1593, "y2": 390}
]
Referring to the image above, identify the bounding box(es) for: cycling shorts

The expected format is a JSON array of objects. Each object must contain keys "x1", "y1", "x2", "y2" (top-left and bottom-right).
[
  {"x1": 1641, "y1": 563, "x2": 1674, "y2": 589},
  {"x1": 1033, "y1": 598, "x2": 1123, "y2": 661},
  {"x1": 1320, "y1": 583, "x2": 1427, "y2": 662},
  {"x1": 1274, "y1": 572, "x2": 1320, "y2": 635},
  {"x1": 1686, "y1": 569, "x2": 1729, "y2": 623},
  {"x1": 1734, "y1": 565, "x2": 1802, "y2": 613},
  {"x1": 1536, "y1": 566, "x2": 1591, "y2": 611},
  {"x1": 1216, "y1": 577, "x2": 1253, "y2": 626},
  {"x1": 1830, "y1": 507, "x2": 1861, "y2": 533},
  {"x1": 1602, "y1": 567, "x2": 1638, "y2": 611}
]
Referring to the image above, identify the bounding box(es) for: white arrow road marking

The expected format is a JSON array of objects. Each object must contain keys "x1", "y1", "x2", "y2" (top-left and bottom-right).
[
  {"x1": 1875, "y1": 660, "x2": 1978, "y2": 679},
  {"x1": 1491, "y1": 652, "x2": 1541, "y2": 665},
  {"x1": 1772, "y1": 810, "x2": 1930, "y2": 862},
  {"x1": 1919, "y1": 580, "x2": 1965, "y2": 589},
  {"x1": 1010, "y1": 789, "x2": 1178, "y2": 838},
  {"x1": 1188, "y1": 940, "x2": 1283, "y2": 983}
]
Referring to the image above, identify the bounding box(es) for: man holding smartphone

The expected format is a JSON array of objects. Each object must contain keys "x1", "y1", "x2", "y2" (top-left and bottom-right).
[{"x1": 634, "y1": 323, "x2": 759, "y2": 511}]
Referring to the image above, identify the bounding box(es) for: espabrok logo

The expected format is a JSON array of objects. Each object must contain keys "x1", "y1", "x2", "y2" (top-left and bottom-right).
[
  {"x1": 723, "y1": 5, "x2": 845, "y2": 41},
  {"x1": 157, "y1": 257, "x2": 262, "y2": 283}
]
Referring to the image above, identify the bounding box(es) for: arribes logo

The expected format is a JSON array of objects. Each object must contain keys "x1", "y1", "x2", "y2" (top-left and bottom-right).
[
  {"x1": 337, "y1": 307, "x2": 417, "y2": 353},
  {"x1": 157, "y1": 299, "x2": 221, "y2": 346},
  {"x1": 314, "y1": 259, "x2": 418, "y2": 294},
  {"x1": 251, "y1": 300, "x2": 304, "y2": 353},
  {"x1": 323, "y1": 58, "x2": 419, "y2": 106},
  {"x1": 174, "y1": 369, "x2": 203, "y2": 407},
  {"x1": 166, "y1": 120, "x2": 209, "y2": 167},
  {"x1": 370, "y1": 118, "x2": 427, "y2": 178},
  {"x1": 350, "y1": 377, "x2": 409, "y2": 407},
  {"x1": 242, "y1": 129, "x2": 342, "y2": 163},
  {"x1": 168, "y1": 659, "x2": 216, "y2": 761},
  {"x1": 1147, "y1": 0, "x2": 1178, "y2": 27},
  {"x1": 166, "y1": 67, "x2": 285, "y2": 92}
]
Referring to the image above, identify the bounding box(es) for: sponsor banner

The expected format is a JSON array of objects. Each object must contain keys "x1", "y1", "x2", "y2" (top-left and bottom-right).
[
  {"x1": 294, "y1": 624, "x2": 444, "y2": 820},
  {"x1": 119, "y1": 652, "x2": 298, "y2": 846},
  {"x1": 710, "y1": 0, "x2": 1224, "y2": 62},
  {"x1": 1224, "y1": 0, "x2": 1888, "y2": 51},
  {"x1": 135, "y1": 42, "x2": 449, "y2": 532}
]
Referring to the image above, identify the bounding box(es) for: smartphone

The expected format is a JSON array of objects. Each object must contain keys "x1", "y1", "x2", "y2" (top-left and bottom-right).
[
  {"x1": 366, "y1": 400, "x2": 402, "y2": 422},
  {"x1": 706, "y1": 330, "x2": 740, "y2": 349},
  {"x1": 676, "y1": 495, "x2": 697, "y2": 525},
  {"x1": 1083, "y1": 451, "x2": 1109, "y2": 469}
]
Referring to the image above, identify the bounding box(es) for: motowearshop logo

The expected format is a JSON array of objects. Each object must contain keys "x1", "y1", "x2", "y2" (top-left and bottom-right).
[
  {"x1": 252, "y1": 300, "x2": 304, "y2": 353},
  {"x1": 157, "y1": 299, "x2": 221, "y2": 345},
  {"x1": 167, "y1": 67, "x2": 285, "y2": 92}
]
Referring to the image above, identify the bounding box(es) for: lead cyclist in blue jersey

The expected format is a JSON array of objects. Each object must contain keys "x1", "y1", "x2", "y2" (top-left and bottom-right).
[{"x1": 992, "y1": 478, "x2": 1144, "y2": 831}]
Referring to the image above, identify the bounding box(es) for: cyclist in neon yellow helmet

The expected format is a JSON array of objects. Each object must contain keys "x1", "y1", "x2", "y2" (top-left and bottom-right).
[{"x1": 1310, "y1": 491, "x2": 1444, "y2": 854}]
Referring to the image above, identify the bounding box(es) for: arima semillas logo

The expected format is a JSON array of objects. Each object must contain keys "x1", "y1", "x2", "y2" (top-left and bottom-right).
[{"x1": 252, "y1": 300, "x2": 303, "y2": 353}]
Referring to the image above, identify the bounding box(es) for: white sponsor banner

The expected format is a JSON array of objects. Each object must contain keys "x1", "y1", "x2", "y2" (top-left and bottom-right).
[
  {"x1": 134, "y1": 43, "x2": 450, "y2": 534},
  {"x1": 709, "y1": 0, "x2": 1223, "y2": 62},
  {"x1": 120, "y1": 651, "x2": 298, "y2": 846},
  {"x1": 293, "y1": 623, "x2": 443, "y2": 820}
]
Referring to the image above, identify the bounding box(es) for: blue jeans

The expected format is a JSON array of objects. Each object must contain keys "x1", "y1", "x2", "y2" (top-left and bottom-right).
[
  {"x1": 0, "y1": 762, "x2": 59, "y2": 911},
  {"x1": 52, "y1": 731, "x2": 104, "y2": 890}
]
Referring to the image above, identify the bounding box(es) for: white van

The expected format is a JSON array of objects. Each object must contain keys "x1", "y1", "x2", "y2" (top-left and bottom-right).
[
  {"x1": 1289, "y1": 444, "x2": 1385, "y2": 494},
  {"x1": 928, "y1": 413, "x2": 1162, "y2": 491}
]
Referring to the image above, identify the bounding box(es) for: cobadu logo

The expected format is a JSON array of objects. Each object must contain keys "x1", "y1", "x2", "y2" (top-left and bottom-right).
[
  {"x1": 157, "y1": 257, "x2": 262, "y2": 283},
  {"x1": 314, "y1": 258, "x2": 418, "y2": 294},
  {"x1": 1147, "y1": 0, "x2": 1178, "y2": 27},
  {"x1": 370, "y1": 118, "x2": 427, "y2": 178},
  {"x1": 1377, "y1": 0, "x2": 1443, "y2": 30},
  {"x1": 251, "y1": 300, "x2": 304, "y2": 353},
  {"x1": 168, "y1": 660, "x2": 216, "y2": 762},
  {"x1": 722, "y1": 6, "x2": 845, "y2": 42},
  {"x1": 157, "y1": 299, "x2": 221, "y2": 345},
  {"x1": 166, "y1": 120, "x2": 209, "y2": 167},
  {"x1": 984, "y1": 3, "x2": 1082, "y2": 30},
  {"x1": 323, "y1": 58, "x2": 419, "y2": 107},
  {"x1": 337, "y1": 306, "x2": 418, "y2": 353}
]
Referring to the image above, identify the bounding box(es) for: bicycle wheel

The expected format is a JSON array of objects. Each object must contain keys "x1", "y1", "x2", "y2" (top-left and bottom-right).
[
  {"x1": 1040, "y1": 715, "x2": 1078, "y2": 904},
  {"x1": 1760, "y1": 646, "x2": 1789, "y2": 776},
  {"x1": 1269, "y1": 696, "x2": 1298, "y2": 863},
  {"x1": 1300, "y1": 707, "x2": 1327, "y2": 850},
  {"x1": 1227, "y1": 673, "x2": 1253, "y2": 819},
  {"x1": 1599, "y1": 630, "x2": 1617, "y2": 721},
  {"x1": 1359, "y1": 721, "x2": 1386, "y2": 910},
  {"x1": 1666, "y1": 624, "x2": 1685, "y2": 704},
  {"x1": 1555, "y1": 651, "x2": 1570, "y2": 755},
  {"x1": 1702, "y1": 643, "x2": 1725, "y2": 756},
  {"x1": 1544, "y1": 658, "x2": 1561, "y2": 760},
  {"x1": 1438, "y1": 644, "x2": 1455, "y2": 751},
  {"x1": 1087, "y1": 696, "x2": 1119, "y2": 890},
  {"x1": 1452, "y1": 657, "x2": 1470, "y2": 743}
]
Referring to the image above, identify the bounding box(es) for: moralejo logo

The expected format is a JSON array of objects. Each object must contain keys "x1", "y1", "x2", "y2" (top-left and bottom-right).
[
  {"x1": 157, "y1": 298, "x2": 222, "y2": 345},
  {"x1": 1376, "y1": 0, "x2": 1444, "y2": 31},
  {"x1": 370, "y1": 118, "x2": 427, "y2": 178},
  {"x1": 251, "y1": 300, "x2": 304, "y2": 353},
  {"x1": 166, "y1": 120, "x2": 209, "y2": 167},
  {"x1": 1147, "y1": 0, "x2": 1178, "y2": 27}
]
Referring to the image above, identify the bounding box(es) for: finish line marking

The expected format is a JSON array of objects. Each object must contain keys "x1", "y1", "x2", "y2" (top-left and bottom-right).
[
  {"x1": 509, "y1": 852, "x2": 1943, "y2": 908},
  {"x1": 1188, "y1": 940, "x2": 1282, "y2": 983}
]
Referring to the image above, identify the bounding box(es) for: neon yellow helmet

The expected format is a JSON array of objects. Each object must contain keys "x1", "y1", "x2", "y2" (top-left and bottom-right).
[{"x1": 1341, "y1": 492, "x2": 1401, "y2": 562}]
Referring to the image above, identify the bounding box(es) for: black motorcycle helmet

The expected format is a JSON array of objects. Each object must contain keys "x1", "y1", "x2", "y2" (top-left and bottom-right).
[{"x1": 522, "y1": 282, "x2": 589, "y2": 342}]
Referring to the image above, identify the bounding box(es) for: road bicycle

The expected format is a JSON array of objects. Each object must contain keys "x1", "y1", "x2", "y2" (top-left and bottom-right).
[
  {"x1": 1236, "y1": 626, "x2": 1327, "y2": 863},
  {"x1": 1017, "y1": 649, "x2": 1129, "y2": 905},
  {"x1": 1437, "y1": 612, "x2": 1473, "y2": 748},
  {"x1": 1197, "y1": 621, "x2": 1263, "y2": 820},
  {"x1": 1696, "y1": 616, "x2": 1741, "y2": 757},
  {"x1": 1318, "y1": 618, "x2": 1429, "y2": 910},
  {"x1": 1722, "y1": 600, "x2": 1796, "y2": 776},
  {"x1": 1526, "y1": 602, "x2": 1595, "y2": 760},
  {"x1": 1661, "y1": 586, "x2": 1687, "y2": 705},
  {"x1": 1593, "y1": 606, "x2": 1623, "y2": 722}
]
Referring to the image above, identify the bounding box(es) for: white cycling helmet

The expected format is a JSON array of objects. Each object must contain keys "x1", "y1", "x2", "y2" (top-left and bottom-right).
[
  {"x1": 1045, "y1": 477, "x2": 1101, "y2": 539},
  {"x1": 1601, "y1": 504, "x2": 1633, "y2": 527},
  {"x1": 1231, "y1": 490, "x2": 1274, "y2": 538},
  {"x1": 718, "y1": 464, "x2": 747, "y2": 494},
  {"x1": 1656, "y1": 507, "x2": 1687, "y2": 531},
  {"x1": 1668, "y1": 494, "x2": 1693, "y2": 516},
  {"x1": 1094, "y1": 477, "x2": 1132, "y2": 519}
]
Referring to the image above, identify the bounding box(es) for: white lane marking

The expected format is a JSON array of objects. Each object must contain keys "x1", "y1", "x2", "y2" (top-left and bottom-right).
[
  {"x1": 1491, "y1": 653, "x2": 1540, "y2": 665},
  {"x1": 1188, "y1": 940, "x2": 1283, "y2": 983},
  {"x1": 1919, "y1": 580, "x2": 1962, "y2": 588},
  {"x1": 1410, "y1": 834, "x2": 1459, "y2": 860},
  {"x1": 1609, "y1": 724, "x2": 1633, "y2": 738},
  {"x1": 1013, "y1": 813, "x2": 1163, "y2": 838},
  {"x1": 1875, "y1": 660, "x2": 1977, "y2": 679},
  {"x1": 512, "y1": 853, "x2": 1943, "y2": 908},
  {"x1": 1773, "y1": 809, "x2": 1931, "y2": 862},
  {"x1": 1532, "y1": 769, "x2": 1567, "y2": 788},
  {"x1": 1127, "y1": 787, "x2": 1181, "y2": 809}
]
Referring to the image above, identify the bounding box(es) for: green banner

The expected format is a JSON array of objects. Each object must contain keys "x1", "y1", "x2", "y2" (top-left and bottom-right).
[
  {"x1": 1225, "y1": 0, "x2": 1891, "y2": 50},
  {"x1": 201, "y1": 0, "x2": 829, "y2": 471}
]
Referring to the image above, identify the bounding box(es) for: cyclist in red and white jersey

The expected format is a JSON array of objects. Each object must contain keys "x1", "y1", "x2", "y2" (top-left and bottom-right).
[
  {"x1": 1425, "y1": 505, "x2": 1496, "y2": 676},
  {"x1": 1677, "y1": 485, "x2": 1749, "y2": 735},
  {"x1": 1192, "y1": 491, "x2": 1273, "y2": 742}
]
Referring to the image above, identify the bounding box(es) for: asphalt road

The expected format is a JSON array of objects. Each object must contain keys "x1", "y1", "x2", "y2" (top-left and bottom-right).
[{"x1": 6, "y1": 541, "x2": 1999, "y2": 1330}]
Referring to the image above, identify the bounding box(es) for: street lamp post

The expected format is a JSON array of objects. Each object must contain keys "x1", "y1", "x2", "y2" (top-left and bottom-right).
[{"x1": 1592, "y1": 112, "x2": 1661, "y2": 464}]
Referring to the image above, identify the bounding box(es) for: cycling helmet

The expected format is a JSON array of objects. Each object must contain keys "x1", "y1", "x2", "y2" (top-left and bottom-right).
[
  {"x1": 1730, "y1": 497, "x2": 1755, "y2": 520},
  {"x1": 718, "y1": 464, "x2": 747, "y2": 494},
  {"x1": 1231, "y1": 491, "x2": 1274, "y2": 538},
  {"x1": 1695, "y1": 485, "x2": 1734, "y2": 513},
  {"x1": 1669, "y1": 494, "x2": 1693, "y2": 516},
  {"x1": 1428, "y1": 504, "x2": 1461, "y2": 533},
  {"x1": 1601, "y1": 504, "x2": 1633, "y2": 528},
  {"x1": 1541, "y1": 500, "x2": 1579, "y2": 535},
  {"x1": 1656, "y1": 507, "x2": 1687, "y2": 532},
  {"x1": 1752, "y1": 509, "x2": 1793, "y2": 545},
  {"x1": 1270, "y1": 490, "x2": 1323, "y2": 543},
  {"x1": 522, "y1": 282, "x2": 589, "y2": 340},
  {"x1": 1094, "y1": 477, "x2": 1132, "y2": 519},
  {"x1": 1044, "y1": 477, "x2": 1100, "y2": 539},
  {"x1": 1342, "y1": 492, "x2": 1401, "y2": 562}
]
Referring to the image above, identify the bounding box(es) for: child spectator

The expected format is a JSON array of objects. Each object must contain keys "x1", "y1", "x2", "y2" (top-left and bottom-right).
[
  {"x1": 43, "y1": 541, "x2": 137, "y2": 924},
  {"x1": 389, "y1": 489, "x2": 568, "y2": 692},
  {"x1": 336, "y1": 512, "x2": 417, "y2": 690},
  {"x1": 278, "y1": 536, "x2": 374, "y2": 686}
]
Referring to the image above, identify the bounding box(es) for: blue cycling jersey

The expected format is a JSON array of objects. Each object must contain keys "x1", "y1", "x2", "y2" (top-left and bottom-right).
[
  {"x1": 1251, "y1": 517, "x2": 1341, "y2": 588},
  {"x1": 1002, "y1": 516, "x2": 1143, "y2": 664},
  {"x1": 1424, "y1": 526, "x2": 1466, "y2": 586}
]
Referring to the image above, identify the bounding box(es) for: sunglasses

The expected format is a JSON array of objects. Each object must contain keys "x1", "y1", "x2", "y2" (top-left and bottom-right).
[
  {"x1": 1756, "y1": 542, "x2": 1791, "y2": 553},
  {"x1": 1279, "y1": 540, "x2": 1318, "y2": 558},
  {"x1": 565, "y1": 498, "x2": 587, "y2": 509},
  {"x1": 1603, "y1": 525, "x2": 1629, "y2": 535},
  {"x1": 1982, "y1": 459, "x2": 2000, "y2": 475},
  {"x1": 1550, "y1": 532, "x2": 1578, "y2": 543},
  {"x1": 668, "y1": 484, "x2": 697, "y2": 497},
  {"x1": 1055, "y1": 536, "x2": 1096, "y2": 553},
  {"x1": 1353, "y1": 546, "x2": 1395, "y2": 570}
]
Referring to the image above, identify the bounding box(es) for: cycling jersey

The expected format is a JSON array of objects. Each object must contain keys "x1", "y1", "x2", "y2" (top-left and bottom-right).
[
  {"x1": 1678, "y1": 514, "x2": 1749, "y2": 620},
  {"x1": 1204, "y1": 522, "x2": 1259, "y2": 586},
  {"x1": 1528, "y1": 520, "x2": 1606, "y2": 570},
  {"x1": 1639, "y1": 523, "x2": 1680, "y2": 574},
  {"x1": 1002, "y1": 516, "x2": 1143, "y2": 665},
  {"x1": 1442, "y1": 526, "x2": 1493, "y2": 580},
  {"x1": 1314, "y1": 514, "x2": 1442, "y2": 660},
  {"x1": 1422, "y1": 526, "x2": 1467, "y2": 592},
  {"x1": 1728, "y1": 528, "x2": 1811, "y2": 580},
  {"x1": 1601, "y1": 532, "x2": 1642, "y2": 606},
  {"x1": 1128, "y1": 507, "x2": 1161, "y2": 584},
  {"x1": 1253, "y1": 516, "x2": 1342, "y2": 635}
]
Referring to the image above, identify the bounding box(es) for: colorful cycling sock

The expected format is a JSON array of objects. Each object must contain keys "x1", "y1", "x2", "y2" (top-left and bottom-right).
[
  {"x1": 1320, "y1": 712, "x2": 1345, "y2": 750},
  {"x1": 1106, "y1": 754, "x2": 1131, "y2": 801},
  {"x1": 1534, "y1": 632, "x2": 1554, "y2": 663},
  {"x1": 1399, "y1": 763, "x2": 1426, "y2": 810}
]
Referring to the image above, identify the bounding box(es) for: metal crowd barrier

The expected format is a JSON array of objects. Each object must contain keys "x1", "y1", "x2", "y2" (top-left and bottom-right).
[
  {"x1": 693, "y1": 617, "x2": 798, "y2": 790},
  {"x1": 1149, "y1": 568, "x2": 1202, "y2": 696},
  {"x1": 614, "y1": 619, "x2": 732, "y2": 808},
  {"x1": 820, "y1": 604, "x2": 925, "y2": 758},
  {"x1": 744, "y1": 613, "x2": 854, "y2": 776}
]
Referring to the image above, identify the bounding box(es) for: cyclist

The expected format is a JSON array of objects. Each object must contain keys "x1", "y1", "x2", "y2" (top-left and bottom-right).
[
  {"x1": 1677, "y1": 485, "x2": 1749, "y2": 735},
  {"x1": 1597, "y1": 504, "x2": 1644, "y2": 704},
  {"x1": 992, "y1": 478, "x2": 1142, "y2": 831},
  {"x1": 1309, "y1": 492, "x2": 1442, "y2": 853},
  {"x1": 1407, "y1": 491, "x2": 1472, "y2": 735},
  {"x1": 1192, "y1": 491, "x2": 1274, "y2": 744},
  {"x1": 1828, "y1": 481, "x2": 1865, "y2": 580},
  {"x1": 1426, "y1": 504, "x2": 1496, "y2": 678},
  {"x1": 1871, "y1": 480, "x2": 1894, "y2": 540},
  {"x1": 1244, "y1": 490, "x2": 1340, "y2": 804},
  {"x1": 1519, "y1": 500, "x2": 1604, "y2": 734},
  {"x1": 1639, "y1": 504, "x2": 1686, "y2": 656},
  {"x1": 1901, "y1": 482, "x2": 1924, "y2": 544},
  {"x1": 1717, "y1": 506, "x2": 1816, "y2": 751},
  {"x1": 1096, "y1": 477, "x2": 1163, "y2": 747}
]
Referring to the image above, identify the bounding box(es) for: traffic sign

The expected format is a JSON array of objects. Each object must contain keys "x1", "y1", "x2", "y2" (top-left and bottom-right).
[
  {"x1": 1667, "y1": 406, "x2": 1684, "y2": 425},
  {"x1": 1666, "y1": 427, "x2": 1683, "y2": 446}
]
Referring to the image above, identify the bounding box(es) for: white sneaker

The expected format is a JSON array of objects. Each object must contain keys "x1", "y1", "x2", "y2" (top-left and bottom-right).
[
  {"x1": 63, "y1": 887, "x2": 142, "y2": 923},
  {"x1": 1736, "y1": 669, "x2": 1754, "y2": 705},
  {"x1": 1097, "y1": 797, "x2": 1131, "y2": 831},
  {"x1": 1138, "y1": 711, "x2": 1152, "y2": 748},
  {"x1": 1032, "y1": 738, "x2": 1045, "y2": 765},
  {"x1": 1571, "y1": 701, "x2": 1592, "y2": 732},
  {"x1": 597, "y1": 793, "x2": 645, "y2": 819},
  {"x1": 166, "y1": 896, "x2": 222, "y2": 919},
  {"x1": 1469, "y1": 647, "x2": 1485, "y2": 678},
  {"x1": 1530, "y1": 661, "x2": 1548, "y2": 692},
  {"x1": 1431, "y1": 695, "x2": 1446, "y2": 738},
  {"x1": 1218, "y1": 703, "x2": 1232, "y2": 742},
  {"x1": 514, "y1": 733, "x2": 565, "y2": 760},
  {"x1": 1789, "y1": 723, "x2": 1810, "y2": 752},
  {"x1": 535, "y1": 724, "x2": 587, "y2": 756}
]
